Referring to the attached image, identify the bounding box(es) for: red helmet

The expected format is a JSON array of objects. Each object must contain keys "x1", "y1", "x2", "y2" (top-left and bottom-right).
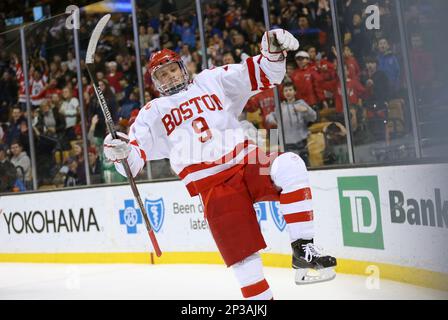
[{"x1": 148, "y1": 49, "x2": 190, "y2": 96}]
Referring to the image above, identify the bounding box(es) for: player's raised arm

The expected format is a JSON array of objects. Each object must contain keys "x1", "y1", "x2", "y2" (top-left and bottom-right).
[{"x1": 218, "y1": 29, "x2": 299, "y2": 114}]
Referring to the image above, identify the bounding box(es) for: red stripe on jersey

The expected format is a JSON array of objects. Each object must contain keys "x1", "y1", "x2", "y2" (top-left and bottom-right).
[
  {"x1": 280, "y1": 187, "x2": 312, "y2": 204},
  {"x1": 246, "y1": 57, "x2": 258, "y2": 91},
  {"x1": 130, "y1": 140, "x2": 147, "y2": 162},
  {"x1": 186, "y1": 163, "x2": 245, "y2": 196},
  {"x1": 178, "y1": 140, "x2": 253, "y2": 179},
  {"x1": 259, "y1": 68, "x2": 271, "y2": 90},
  {"x1": 284, "y1": 211, "x2": 314, "y2": 224},
  {"x1": 185, "y1": 148, "x2": 257, "y2": 196},
  {"x1": 241, "y1": 279, "x2": 270, "y2": 298}
]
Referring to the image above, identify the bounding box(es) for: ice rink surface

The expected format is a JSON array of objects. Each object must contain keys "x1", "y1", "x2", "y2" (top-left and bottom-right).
[{"x1": 0, "y1": 263, "x2": 446, "y2": 300}]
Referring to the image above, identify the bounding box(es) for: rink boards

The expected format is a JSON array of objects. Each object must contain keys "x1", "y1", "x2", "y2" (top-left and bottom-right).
[{"x1": 1, "y1": 163, "x2": 447, "y2": 290}]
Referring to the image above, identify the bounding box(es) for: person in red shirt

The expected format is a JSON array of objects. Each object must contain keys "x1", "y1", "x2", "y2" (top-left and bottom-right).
[
  {"x1": 244, "y1": 88, "x2": 277, "y2": 130},
  {"x1": 343, "y1": 46, "x2": 361, "y2": 81},
  {"x1": 307, "y1": 46, "x2": 336, "y2": 78},
  {"x1": 105, "y1": 61, "x2": 123, "y2": 94},
  {"x1": 306, "y1": 46, "x2": 337, "y2": 103},
  {"x1": 32, "y1": 78, "x2": 62, "y2": 102},
  {"x1": 291, "y1": 51, "x2": 326, "y2": 113},
  {"x1": 327, "y1": 64, "x2": 367, "y2": 134},
  {"x1": 13, "y1": 55, "x2": 27, "y2": 110}
]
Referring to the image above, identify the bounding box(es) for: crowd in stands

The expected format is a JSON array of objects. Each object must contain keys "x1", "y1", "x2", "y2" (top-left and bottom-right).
[{"x1": 0, "y1": 0, "x2": 440, "y2": 193}]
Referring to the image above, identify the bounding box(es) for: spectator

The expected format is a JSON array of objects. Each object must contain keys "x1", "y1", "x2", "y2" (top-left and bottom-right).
[
  {"x1": 59, "y1": 86, "x2": 80, "y2": 143},
  {"x1": 362, "y1": 56, "x2": 391, "y2": 140},
  {"x1": 139, "y1": 25, "x2": 151, "y2": 58},
  {"x1": 87, "y1": 114, "x2": 101, "y2": 149},
  {"x1": 64, "y1": 51, "x2": 77, "y2": 72},
  {"x1": 118, "y1": 91, "x2": 140, "y2": 120},
  {"x1": 147, "y1": 26, "x2": 161, "y2": 53},
  {"x1": 71, "y1": 141, "x2": 86, "y2": 186},
  {"x1": 0, "y1": 71, "x2": 18, "y2": 120},
  {"x1": 36, "y1": 99, "x2": 66, "y2": 138},
  {"x1": 363, "y1": 57, "x2": 391, "y2": 109},
  {"x1": 6, "y1": 106, "x2": 25, "y2": 146},
  {"x1": 63, "y1": 157, "x2": 81, "y2": 187},
  {"x1": 40, "y1": 78, "x2": 62, "y2": 101},
  {"x1": 106, "y1": 61, "x2": 123, "y2": 94},
  {"x1": 245, "y1": 89, "x2": 277, "y2": 130},
  {"x1": 30, "y1": 69, "x2": 47, "y2": 109},
  {"x1": 35, "y1": 99, "x2": 65, "y2": 185},
  {"x1": 18, "y1": 118, "x2": 33, "y2": 156},
  {"x1": 59, "y1": 63, "x2": 75, "y2": 89},
  {"x1": 13, "y1": 55, "x2": 27, "y2": 111},
  {"x1": 323, "y1": 122, "x2": 348, "y2": 165},
  {"x1": 345, "y1": 12, "x2": 372, "y2": 60},
  {"x1": 231, "y1": 33, "x2": 251, "y2": 62},
  {"x1": 50, "y1": 92, "x2": 62, "y2": 111},
  {"x1": 180, "y1": 44, "x2": 193, "y2": 65},
  {"x1": 377, "y1": 38, "x2": 401, "y2": 94},
  {"x1": 308, "y1": 46, "x2": 337, "y2": 100},
  {"x1": 88, "y1": 146, "x2": 102, "y2": 184},
  {"x1": 0, "y1": 144, "x2": 16, "y2": 192},
  {"x1": 87, "y1": 79, "x2": 118, "y2": 142},
  {"x1": 291, "y1": 51, "x2": 326, "y2": 113},
  {"x1": 330, "y1": 64, "x2": 368, "y2": 143},
  {"x1": 172, "y1": 17, "x2": 197, "y2": 49},
  {"x1": 222, "y1": 51, "x2": 236, "y2": 65},
  {"x1": 291, "y1": 15, "x2": 320, "y2": 49},
  {"x1": 270, "y1": 83, "x2": 317, "y2": 165},
  {"x1": 343, "y1": 46, "x2": 361, "y2": 80},
  {"x1": 10, "y1": 140, "x2": 32, "y2": 188}
]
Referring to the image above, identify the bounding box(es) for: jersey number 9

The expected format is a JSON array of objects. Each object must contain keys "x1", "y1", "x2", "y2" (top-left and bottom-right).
[{"x1": 192, "y1": 117, "x2": 213, "y2": 143}]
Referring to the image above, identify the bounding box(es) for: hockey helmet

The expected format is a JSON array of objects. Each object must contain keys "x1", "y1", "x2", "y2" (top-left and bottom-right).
[{"x1": 148, "y1": 49, "x2": 190, "y2": 96}]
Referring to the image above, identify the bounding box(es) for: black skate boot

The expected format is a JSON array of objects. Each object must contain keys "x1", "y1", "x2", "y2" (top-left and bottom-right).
[{"x1": 291, "y1": 239, "x2": 337, "y2": 285}]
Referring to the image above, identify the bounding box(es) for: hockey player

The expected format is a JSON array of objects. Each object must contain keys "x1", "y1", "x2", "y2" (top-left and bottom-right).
[{"x1": 103, "y1": 29, "x2": 336, "y2": 299}]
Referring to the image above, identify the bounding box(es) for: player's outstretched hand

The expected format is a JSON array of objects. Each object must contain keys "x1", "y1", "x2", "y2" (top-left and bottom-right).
[
  {"x1": 261, "y1": 29, "x2": 300, "y2": 62},
  {"x1": 104, "y1": 132, "x2": 132, "y2": 162}
]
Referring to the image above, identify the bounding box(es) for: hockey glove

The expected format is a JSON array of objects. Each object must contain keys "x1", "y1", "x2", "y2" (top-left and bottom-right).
[
  {"x1": 104, "y1": 132, "x2": 132, "y2": 162},
  {"x1": 261, "y1": 29, "x2": 300, "y2": 62}
]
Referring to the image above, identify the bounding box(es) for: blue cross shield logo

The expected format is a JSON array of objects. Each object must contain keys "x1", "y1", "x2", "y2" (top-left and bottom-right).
[
  {"x1": 269, "y1": 201, "x2": 286, "y2": 232},
  {"x1": 254, "y1": 202, "x2": 268, "y2": 224},
  {"x1": 145, "y1": 198, "x2": 165, "y2": 233},
  {"x1": 119, "y1": 199, "x2": 142, "y2": 234}
]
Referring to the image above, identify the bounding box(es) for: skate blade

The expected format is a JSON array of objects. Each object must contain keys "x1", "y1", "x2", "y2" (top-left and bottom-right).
[{"x1": 295, "y1": 267, "x2": 336, "y2": 285}]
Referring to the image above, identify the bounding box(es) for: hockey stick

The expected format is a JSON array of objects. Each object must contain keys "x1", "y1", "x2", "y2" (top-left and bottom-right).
[{"x1": 85, "y1": 14, "x2": 162, "y2": 257}]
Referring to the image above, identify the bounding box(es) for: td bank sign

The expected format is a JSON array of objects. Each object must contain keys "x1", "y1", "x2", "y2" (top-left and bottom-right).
[
  {"x1": 338, "y1": 175, "x2": 448, "y2": 250},
  {"x1": 338, "y1": 176, "x2": 384, "y2": 250}
]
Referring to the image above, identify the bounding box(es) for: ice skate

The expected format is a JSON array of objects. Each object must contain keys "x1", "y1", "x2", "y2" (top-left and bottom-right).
[{"x1": 291, "y1": 239, "x2": 337, "y2": 285}]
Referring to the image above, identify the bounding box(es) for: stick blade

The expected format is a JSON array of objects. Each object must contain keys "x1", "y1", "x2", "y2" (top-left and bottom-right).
[
  {"x1": 148, "y1": 230, "x2": 162, "y2": 257},
  {"x1": 86, "y1": 14, "x2": 111, "y2": 64}
]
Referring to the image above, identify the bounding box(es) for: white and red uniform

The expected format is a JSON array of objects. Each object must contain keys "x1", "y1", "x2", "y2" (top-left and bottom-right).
[
  {"x1": 111, "y1": 31, "x2": 321, "y2": 299},
  {"x1": 117, "y1": 55, "x2": 285, "y2": 197},
  {"x1": 30, "y1": 77, "x2": 47, "y2": 107}
]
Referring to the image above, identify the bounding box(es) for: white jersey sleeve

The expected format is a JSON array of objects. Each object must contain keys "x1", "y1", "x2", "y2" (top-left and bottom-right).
[
  {"x1": 218, "y1": 55, "x2": 286, "y2": 117},
  {"x1": 114, "y1": 103, "x2": 167, "y2": 177}
]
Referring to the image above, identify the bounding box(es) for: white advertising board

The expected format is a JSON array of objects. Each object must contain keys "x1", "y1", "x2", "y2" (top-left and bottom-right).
[{"x1": 1, "y1": 164, "x2": 447, "y2": 275}]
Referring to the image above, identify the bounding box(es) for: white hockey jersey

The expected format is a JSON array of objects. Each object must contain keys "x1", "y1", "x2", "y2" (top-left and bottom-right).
[{"x1": 116, "y1": 55, "x2": 285, "y2": 196}]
